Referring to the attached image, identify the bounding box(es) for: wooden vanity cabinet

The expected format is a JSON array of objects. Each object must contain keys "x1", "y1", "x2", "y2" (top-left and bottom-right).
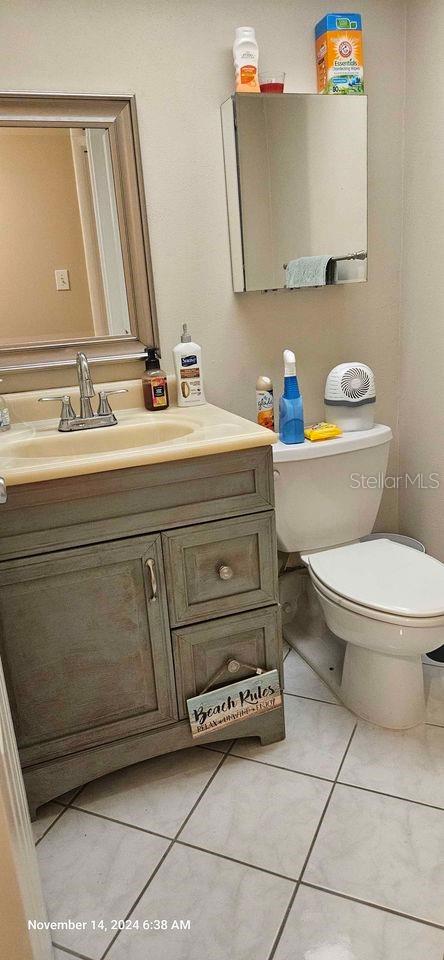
[{"x1": 0, "y1": 446, "x2": 284, "y2": 817}]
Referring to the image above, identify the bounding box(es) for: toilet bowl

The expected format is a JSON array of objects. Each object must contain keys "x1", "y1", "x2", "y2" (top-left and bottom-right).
[
  {"x1": 272, "y1": 426, "x2": 444, "y2": 729},
  {"x1": 303, "y1": 540, "x2": 444, "y2": 728}
]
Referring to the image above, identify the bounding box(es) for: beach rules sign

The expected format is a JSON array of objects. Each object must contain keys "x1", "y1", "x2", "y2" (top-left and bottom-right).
[{"x1": 187, "y1": 669, "x2": 282, "y2": 739}]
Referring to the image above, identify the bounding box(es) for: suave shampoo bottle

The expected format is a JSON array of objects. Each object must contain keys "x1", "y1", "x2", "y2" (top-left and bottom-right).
[{"x1": 279, "y1": 350, "x2": 304, "y2": 444}]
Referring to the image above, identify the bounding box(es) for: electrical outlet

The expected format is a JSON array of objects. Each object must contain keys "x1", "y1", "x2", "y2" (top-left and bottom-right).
[{"x1": 55, "y1": 268, "x2": 70, "y2": 291}]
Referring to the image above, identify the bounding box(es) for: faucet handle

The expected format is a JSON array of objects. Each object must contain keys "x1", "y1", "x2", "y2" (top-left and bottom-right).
[
  {"x1": 38, "y1": 395, "x2": 76, "y2": 422},
  {"x1": 97, "y1": 388, "x2": 128, "y2": 417}
]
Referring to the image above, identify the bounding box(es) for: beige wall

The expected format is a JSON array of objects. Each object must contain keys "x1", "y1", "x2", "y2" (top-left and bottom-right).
[
  {"x1": 0, "y1": 0, "x2": 406, "y2": 530},
  {"x1": 399, "y1": 0, "x2": 444, "y2": 559},
  {"x1": 0, "y1": 128, "x2": 94, "y2": 342}
]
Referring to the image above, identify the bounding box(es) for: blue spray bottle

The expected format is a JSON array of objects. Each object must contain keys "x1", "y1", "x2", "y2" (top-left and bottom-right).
[{"x1": 279, "y1": 349, "x2": 304, "y2": 444}]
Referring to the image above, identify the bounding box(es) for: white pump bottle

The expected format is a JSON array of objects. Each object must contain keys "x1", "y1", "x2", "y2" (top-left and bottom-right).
[{"x1": 173, "y1": 324, "x2": 206, "y2": 407}]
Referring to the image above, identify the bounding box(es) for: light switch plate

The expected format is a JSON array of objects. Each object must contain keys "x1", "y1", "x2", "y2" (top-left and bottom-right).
[{"x1": 55, "y1": 268, "x2": 70, "y2": 291}]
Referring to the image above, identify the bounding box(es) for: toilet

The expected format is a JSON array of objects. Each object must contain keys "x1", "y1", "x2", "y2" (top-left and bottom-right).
[{"x1": 273, "y1": 424, "x2": 444, "y2": 729}]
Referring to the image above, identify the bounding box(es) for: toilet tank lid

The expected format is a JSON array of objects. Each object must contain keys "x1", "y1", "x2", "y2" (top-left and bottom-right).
[
  {"x1": 272, "y1": 424, "x2": 392, "y2": 462},
  {"x1": 304, "y1": 539, "x2": 444, "y2": 618}
]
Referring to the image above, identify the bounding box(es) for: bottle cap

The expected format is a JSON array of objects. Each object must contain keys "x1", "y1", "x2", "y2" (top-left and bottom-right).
[
  {"x1": 145, "y1": 347, "x2": 161, "y2": 371},
  {"x1": 256, "y1": 375, "x2": 273, "y2": 391},
  {"x1": 181, "y1": 323, "x2": 192, "y2": 343},
  {"x1": 235, "y1": 26, "x2": 256, "y2": 41}
]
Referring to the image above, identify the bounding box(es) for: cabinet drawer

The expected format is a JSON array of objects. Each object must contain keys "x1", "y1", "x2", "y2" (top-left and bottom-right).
[
  {"x1": 162, "y1": 513, "x2": 278, "y2": 625},
  {"x1": 172, "y1": 606, "x2": 282, "y2": 718}
]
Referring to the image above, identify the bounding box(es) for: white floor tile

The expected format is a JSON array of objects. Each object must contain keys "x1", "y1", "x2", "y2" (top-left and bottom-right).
[
  {"x1": 284, "y1": 651, "x2": 338, "y2": 703},
  {"x1": 73, "y1": 747, "x2": 221, "y2": 837},
  {"x1": 181, "y1": 755, "x2": 330, "y2": 878},
  {"x1": 31, "y1": 802, "x2": 63, "y2": 843},
  {"x1": 231, "y1": 694, "x2": 355, "y2": 779},
  {"x1": 340, "y1": 719, "x2": 444, "y2": 807},
  {"x1": 274, "y1": 885, "x2": 444, "y2": 960},
  {"x1": 107, "y1": 843, "x2": 293, "y2": 960},
  {"x1": 37, "y1": 808, "x2": 168, "y2": 958},
  {"x1": 305, "y1": 784, "x2": 444, "y2": 925}
]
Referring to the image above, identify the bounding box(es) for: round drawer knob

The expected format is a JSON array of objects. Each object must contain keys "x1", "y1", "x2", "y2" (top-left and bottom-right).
[
  {"x1": 218, "y1": 564, "x2": 234, "y2": 581},
  {"x1": 227, "y1": 659, "x2": 240, "y2": 673}
]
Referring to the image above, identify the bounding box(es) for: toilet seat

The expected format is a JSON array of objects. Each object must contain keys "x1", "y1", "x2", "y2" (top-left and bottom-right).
[{"x1": 303, "y1": 539, "x2": 444, "y2": 621}]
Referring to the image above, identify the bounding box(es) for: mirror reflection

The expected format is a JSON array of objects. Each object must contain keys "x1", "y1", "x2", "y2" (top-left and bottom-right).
[
  {"x1": 223, "y1": 93, "x2": 367, "y2": 291},
  {"x1": 0, "y1": 127, "x2": 130, "y2": 345}
]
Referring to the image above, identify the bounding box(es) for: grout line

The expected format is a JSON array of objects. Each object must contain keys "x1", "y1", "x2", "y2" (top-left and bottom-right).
[
  {"x1": 175, "y1": 838, "x2": 298, "y2": 883},
  {"x1": 34, "y1": 803, "x2": 71, "y2": 847},
  {"x1": 52, "y1": 942, "x2": 94, "y2": 960},
  {"x1": 36, "y1": 782, "x2": 103, "y2": 846},
  {"x1": 337, "y1": 779, "x2": 444, "y2": 813},
  {"x1": 267, "y1": 883, "x2": 300, "y2": 960},
  {"x1": 300, "y1": 881, "x2": 444, "y2": 932},
  {"x1": 57, "y1": 784, "x2": 88, "y2": 808},
  {"x1": 425, "y1": 721, "x2": 444, "y2": 729},
  {"x1": 174, "y1": 741, "x2": 233, "y2": 839},
  {"x1": 64, "y1": 803, "x2": 173, "y2": 841},
  {"x1": 284, "y1": 690, "x2": 342, "y2": 706},
  {"x1": 227, "y1": 748, "x2": 335, "y2": 784},
  {"x1": 299, "y1": 722, "x2": 358, "y2": 885},
  {"x1": 99, "y1": 747, "x2": 231, "y2": 959},
  {"x1": 266, "y1": 722, "x2": 358, "y2": 960},
  {"x1": 99, "y1": 839, "x2": 175, "y2": 960}
]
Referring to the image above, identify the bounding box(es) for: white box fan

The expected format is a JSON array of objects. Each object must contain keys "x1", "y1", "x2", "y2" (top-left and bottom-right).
[{"x1": 325, "y1": 363, "x2": 376, "y2": 431}]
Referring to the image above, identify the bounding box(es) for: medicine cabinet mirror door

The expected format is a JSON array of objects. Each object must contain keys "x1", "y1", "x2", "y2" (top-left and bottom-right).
[
  {"x1": 221, "y1": 93, "x2": 367, "y2": 292},
  {"x1": 0, "y1": 94, "x2": 158, "y2": 374}
]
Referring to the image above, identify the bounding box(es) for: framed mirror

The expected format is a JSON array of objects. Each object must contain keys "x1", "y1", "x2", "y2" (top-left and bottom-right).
[
  {"x1": 0, "y1": 94, "x2": 158, "y2": 373},
  {"x1": 221, "y1": 93, "x2": 367, "y2": 292}
]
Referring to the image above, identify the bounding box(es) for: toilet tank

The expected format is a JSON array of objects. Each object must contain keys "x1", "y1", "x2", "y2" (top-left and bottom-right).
[{"x1": 272, "y1": 424, "x2": 392, "y2": 553}]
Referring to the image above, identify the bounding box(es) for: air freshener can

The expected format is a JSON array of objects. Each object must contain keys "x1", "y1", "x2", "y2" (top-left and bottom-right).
[{"x1": 256, "y1": 376, "x2": 274, "y2": 431}]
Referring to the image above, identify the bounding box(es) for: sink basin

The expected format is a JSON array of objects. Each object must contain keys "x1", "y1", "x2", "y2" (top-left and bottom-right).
[{"x1": 5, "y1": 420, "x2": 195, "y2": 459}]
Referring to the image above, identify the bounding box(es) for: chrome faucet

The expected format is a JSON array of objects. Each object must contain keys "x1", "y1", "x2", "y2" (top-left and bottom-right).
[
  {"x1": 76, "y1": 351, "x2": 96, "y2": 419},
  {"x1": 39, "y1": 352, "x2": 127, "y2": 432}
]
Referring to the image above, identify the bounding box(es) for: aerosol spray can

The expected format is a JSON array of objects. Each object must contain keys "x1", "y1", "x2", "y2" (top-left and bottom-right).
[{"x1": 256, "y1": 375, "x2": 274, "y2": 431}]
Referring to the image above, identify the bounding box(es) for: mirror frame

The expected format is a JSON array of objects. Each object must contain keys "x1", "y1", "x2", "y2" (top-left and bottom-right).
[{"x1": 0, "y1": 93, "x2": 159, "y2": 373}]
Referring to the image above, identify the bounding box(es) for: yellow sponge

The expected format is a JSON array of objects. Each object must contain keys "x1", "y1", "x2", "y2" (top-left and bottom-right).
[{"x1": 304, "y1": 421, "x2": 342, "y2": 442}]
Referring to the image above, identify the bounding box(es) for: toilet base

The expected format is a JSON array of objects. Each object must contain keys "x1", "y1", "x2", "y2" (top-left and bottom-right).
[{"x1": 341, "y1": 643, "x2": 425, "y2": 729}]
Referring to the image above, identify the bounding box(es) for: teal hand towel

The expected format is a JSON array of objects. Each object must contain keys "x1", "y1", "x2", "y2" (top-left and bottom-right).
[{"x1": 285, "y1": 255, "x2": 331, "y2": 288}]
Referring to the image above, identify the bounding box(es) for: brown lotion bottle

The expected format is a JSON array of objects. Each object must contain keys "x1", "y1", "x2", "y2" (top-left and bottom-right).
[{"x1": 142, "y1": 348, "x2": 169, "y2": 411}]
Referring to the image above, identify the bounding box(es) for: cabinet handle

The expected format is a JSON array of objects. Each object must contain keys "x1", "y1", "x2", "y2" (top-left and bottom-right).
[
  {"x1": 218, "y1": 564, "x2": 234, "y2": 581},
  {"x1": 146, "y1": 558, "x2": 158, "y2": 601}
]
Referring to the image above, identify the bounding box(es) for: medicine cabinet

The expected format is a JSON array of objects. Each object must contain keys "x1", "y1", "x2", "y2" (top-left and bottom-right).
[{"x1": 221, "y1": 93, "x2": 367, "y2": 292}]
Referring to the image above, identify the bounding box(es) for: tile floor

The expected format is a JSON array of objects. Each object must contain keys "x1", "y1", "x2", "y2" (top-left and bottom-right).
[{"x1": 33, "y1": 645, "x2": 444, "y2": 960}]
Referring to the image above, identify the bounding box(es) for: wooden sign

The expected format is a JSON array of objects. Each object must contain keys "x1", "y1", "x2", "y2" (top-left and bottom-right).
[{"x1": 187, "y1": 669, "x2": 282, "y2": 739}]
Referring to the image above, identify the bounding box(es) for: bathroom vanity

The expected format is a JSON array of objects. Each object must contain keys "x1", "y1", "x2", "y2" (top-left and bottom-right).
[
  {"x1": 0, "y1": 395, "x2": 283, "y2": 817},
  {"x1": 0, "y1": 92, "x2": 285, "y2": 818}
]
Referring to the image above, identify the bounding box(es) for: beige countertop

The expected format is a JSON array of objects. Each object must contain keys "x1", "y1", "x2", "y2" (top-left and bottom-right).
[{"x1": 0, "y1": 380, "x2": 277, "y2": 486}]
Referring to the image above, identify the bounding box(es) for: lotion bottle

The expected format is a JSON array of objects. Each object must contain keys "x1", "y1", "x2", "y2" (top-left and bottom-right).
[
  {"x1": 233, "y1": 27, "x2": 260, "y2": 93},
  {"x1": 279, "y1": 350, "x2": 304, "y2": 444},
  {"x1": 173, "y1": 324, "x2": 206, "y2": 407}
]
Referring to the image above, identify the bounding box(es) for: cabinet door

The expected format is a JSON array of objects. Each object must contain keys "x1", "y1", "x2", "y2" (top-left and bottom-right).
[{"x1": 0, "y1": 535, "x2": 177, "y2": 766}]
